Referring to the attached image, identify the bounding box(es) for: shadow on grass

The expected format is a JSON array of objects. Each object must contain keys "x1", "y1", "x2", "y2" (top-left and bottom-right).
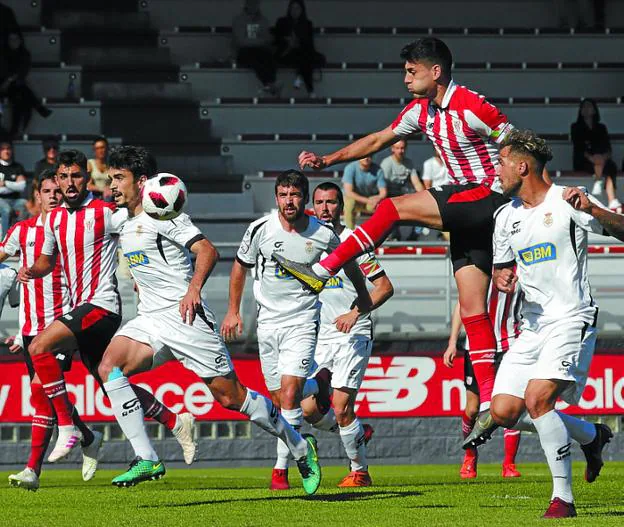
[{"x1": 139, "y1": 489, "x2": 423, "y2": 508}]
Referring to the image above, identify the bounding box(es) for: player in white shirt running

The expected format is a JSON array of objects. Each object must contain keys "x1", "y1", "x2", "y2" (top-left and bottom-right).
[
  {"x1": 300, "y1": 182, "x2": 394, "y2": 488},
  {"x1": 484, "y1": 130, "x2": 624, "y2": 519},
  {"x1": 221, "y1": 170, "x2": 371, "y2": 490},
  {"x1": 96, "y1": 149, "x2": 321, "y2": 493}
]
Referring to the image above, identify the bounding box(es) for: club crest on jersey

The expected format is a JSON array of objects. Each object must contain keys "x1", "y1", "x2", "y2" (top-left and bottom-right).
[
  {"x1": 543, "y1": 212, "x2": 554, "y2": 227},
  {"x1": 275, "y1": 266, "x2": 295, "y2": 280},
  {"x1": 452, "y1": 118, "x2": 463, "y2": 136},
  {"x1": 305, "y1": 241, "x2": 314, "y2": 254},
  {"x1": 136, "y1": 224, "x2": 143, "y2": 237},
  {"x1": 85, "y1": 219, "x2": 94, "y2": 231},
  {"x1": 518, "y1": 242, "x2": 556, "y2": 265},
  {"x1": 125, "y1": 250, "x2": 150, "y2": 268},
  {"x1": 325, "y1": 276, "x2": 344, "y2": 289}
]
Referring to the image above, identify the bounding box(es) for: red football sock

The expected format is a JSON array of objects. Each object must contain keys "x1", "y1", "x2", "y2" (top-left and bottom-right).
[
  {"x1": 27, "y1": 383, "x2": 55, "y2": 476},
  {"x1": 321, "y1": 198, "x2": 400, "y2": 275},
  {"x1": 133, "y1": 384, "x2": 177, "y2": 431},
  {"x1": 32, "y1": 352, "x2": 74, "y2": 425},
  {"x1": 462, "y1": 413, "x2": 477, "y2": 459},
  {"x1": 463, "y1": 313, "x2": 497, "y2": 409},
  {"x1": 503, "y1": 429, "x2": 521, "y2": 465}
]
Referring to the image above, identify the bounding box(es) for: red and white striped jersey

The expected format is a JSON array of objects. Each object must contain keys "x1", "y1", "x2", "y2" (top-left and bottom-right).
[
  {"x1": 42, "y1": 194, "x2": 127, "y2": 315},
  {"x1": 1, "y1": 215, "x2": 71, "y2": 336},
  {"x1": 487, "y1": 276, "x2": 522, "y2": 353},
  {"x1": 391, "y1": 80, "x2": 513, "y2": 191}
]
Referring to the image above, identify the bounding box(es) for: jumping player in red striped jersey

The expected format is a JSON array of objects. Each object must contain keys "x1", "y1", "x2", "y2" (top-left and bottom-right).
[
  {"x1": 2, "y1": 170, "x2": 102, "y2": 490},
  {"x1": 444, "y1": 273, "x2": 522, "y2": 480},
  {"x1": 274, "y1": 37, "x2": 525, "y2": 420},
  {"x1": 17, "y1": 151, "x2": 194, "y2": 465}
]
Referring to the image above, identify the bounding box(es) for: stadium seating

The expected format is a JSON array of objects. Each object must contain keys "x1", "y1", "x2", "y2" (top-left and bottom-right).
[
  {"x1": 180, "y1": 63, "x2": 624, "y2": 100},
  {"x1": 23, "y1": 30, "x2": 62, "y2": 64},
  {"x1": 4, "y1": 101, "x2": 102, "y2": 136},
  {"x1": 201, "y1": 99, "x2": 624, "y2": 137},
  {"x1": 13, "y1": 137, "x2": 121, "y2": 174},
  {"x1": 3, "y1": 0, "x2": 41, "y2": 29},
  {"x1": 161, "y1": 30, "x2": 624, "y2": 65},
  {"x1": 30, "y1": 66, "x2": 82, "y2": 99}
]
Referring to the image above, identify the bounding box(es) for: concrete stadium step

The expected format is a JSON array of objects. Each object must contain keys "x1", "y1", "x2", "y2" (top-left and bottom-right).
[
  {"x1": 24, "y1": 30, "x2": 62, "y2": 64},
  {"x1": 4, "y1": 100, "x2": 102, "y2": 136},
  {"x1": 161, "y1": 31, "x2": 624, "y2": 65},
  {"x1": 30, "y1": 65, "x2": 82, "y2": 99},
  {"x1": 92, "y1": 81, "x2": 190, "y2": 101},
  {"x1": 180, "y1": 66, "x2": 624, "y2": 100},
  {"x1": 14, "y1": 136, "x2": 122, "y2": 175},
  {"x1": 3, "y1": 0, "x2": 41, "y2": 27},
  {"x1": 68, "y1": 46, "x2": 172, "y2": 68},
  {"x1": 201, "y1": 100, "x2": 624, "y2": 136},
  {"x1": 221, "y1": 137, "x2": 624, "y2": 174},
  {"x1": 51, "y1": 11, "x2": 151, "y2": 31}
]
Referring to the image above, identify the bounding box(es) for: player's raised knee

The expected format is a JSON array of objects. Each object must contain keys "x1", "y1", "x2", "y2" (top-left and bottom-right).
[{"x1": 27, "y1": 334, "x2": 47, "y2": 356}]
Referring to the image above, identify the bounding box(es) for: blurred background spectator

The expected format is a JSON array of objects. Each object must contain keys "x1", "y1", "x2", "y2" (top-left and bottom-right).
[
  {"x1": 380, "y1": 140, "x2": 424, "y2": 197},
  {"x1": 33, "y1": 137, "x2": 59, "y2": 179},
  {"x1": 0, "y1": 32, "x2": 52, "y2": 138},
  {"x1": 571, "y1": 98, "x2": 620, "y2": 208},
  {"x1": 422, "y1": 150, "x2": 450, "y2": 189},
  {"x1": 87, "y1": 136, "x2": 111, "y2": 200},
  {"x1": 274, "y1": 0, "x2": 325, "y2": 97},
  {"x1": 0, "y1": 140, "x2": 27, "y2": 236},
  {"x1": 342, "y1": 156, "x2": 386, "y2": 230},
  {"x1": 0, "y1": 2, "x2": 21, "y2": 53},
  {"x1": 232, "y1": 0, "x2": 280, "y2": 96}
]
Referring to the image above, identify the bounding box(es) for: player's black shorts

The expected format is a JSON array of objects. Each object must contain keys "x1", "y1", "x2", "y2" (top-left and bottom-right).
[
  {"x1": 57, "y1": 302, "x2": 122, "y2": 385},
  {"x1": 429, "y1": 183, "x2": 509, "y2": 275},
  {"x1": 21, "y1": 335, "x2": 75, "y2": 380},
  {"x1": 464, "y1": 350, "x2": 505, "y2": 395}
]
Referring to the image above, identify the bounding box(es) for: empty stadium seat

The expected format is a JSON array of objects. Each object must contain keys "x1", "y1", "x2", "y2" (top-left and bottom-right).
[
  {"x1": 4, "y1": 101, "x2": 102, "y2": 136},
  {"x1": 30, "y1": 66, "x2": 82, "y2": 99},
  {"x1": 24, "y1": 30, "x2": 62, "y2": 64}
]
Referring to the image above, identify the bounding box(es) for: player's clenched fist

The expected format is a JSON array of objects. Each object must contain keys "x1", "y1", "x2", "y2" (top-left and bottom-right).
[
  {"x1": 493, "y1": 267, "x2": 517, "y2": 294},
  {"x1": 298, "y1": 151, "x2": 326, "y2": 170},
  {"x1": 220, "y1": 311, "x2": 243, "y2": 342}
]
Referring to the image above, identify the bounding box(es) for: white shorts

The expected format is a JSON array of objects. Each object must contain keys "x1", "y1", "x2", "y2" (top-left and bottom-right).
[
  {"x1": 493, "y1": 318, "x2": 596, "y2": 405},
  {"x1": 115, "y1": 307, "x2": 233, "y2": 379},
  {"x1": 314, "y1": 335, "x2": 372, "y2": 391},
  {"x1": 257, "y1": 323, "x2": 318, "y2": 391}
]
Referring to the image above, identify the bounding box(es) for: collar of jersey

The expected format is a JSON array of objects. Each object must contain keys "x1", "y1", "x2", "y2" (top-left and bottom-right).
[
  {"x1": 61, "y1": 192, "x2": 94, "y2": 210},
  {"x1": 438, "y1": 79, "x2": 457, "y2": 110}
]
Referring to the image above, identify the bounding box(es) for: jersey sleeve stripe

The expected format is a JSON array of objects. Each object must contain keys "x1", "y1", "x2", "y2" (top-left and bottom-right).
[
  {"x1": 184, "y1": 233, "x2": 206, "y2": 250},
  {"x1": 236, "y1": 255, "x2": 255, "y2": 268}
]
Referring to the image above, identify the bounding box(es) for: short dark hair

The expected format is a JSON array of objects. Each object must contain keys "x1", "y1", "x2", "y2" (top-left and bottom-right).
[
  {"x1": 56, "y1": 149, "x2": 88, "y2": 173},
  {"x1": 33, "y1": 168, "x2": 57, "y2": 192},
  {"x1": 42, "y1": 137, "x2": 59, "y2": 152},
  {"x1": 92, "y1": 135, "x2": 108, "y2": 146},
  {"x1": 500, "y1": 129, "x2": 553, "y2": 169},
  {"x1": 275, "y1": 169, "x2": 309, "y2": 201},
  {"x1": 400, "y1": 37, "x2": 453, "y2": 77},
  {"x1": 0, "y1": 139, "x2": 13, "y2": 149},
  {"x1": 313, "y1": 181, "x2": 344, "y2": 210},
  {"x1": 108, "y1": 145, "x2": 157, "y2": 180}
]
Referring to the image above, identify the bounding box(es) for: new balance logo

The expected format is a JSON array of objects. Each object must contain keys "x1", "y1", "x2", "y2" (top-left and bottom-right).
[{"x1": 556, "y1": 442, "x2": 572, "y2": 461}]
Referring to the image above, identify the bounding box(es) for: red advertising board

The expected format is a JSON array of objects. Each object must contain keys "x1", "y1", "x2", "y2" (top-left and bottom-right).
[{"x1": 1, "y1": 355, "x2": 624, "y2": 422}]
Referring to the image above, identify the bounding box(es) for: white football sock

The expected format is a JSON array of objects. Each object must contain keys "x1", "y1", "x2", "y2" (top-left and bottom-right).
[
  {"x1": 512, "y1": 411, "x2": 537, "y2": 432},
  {"x1": 313, "y1": 408, "x2": 338, "y2": 433},
  {"x1": 312, "y1": 263, "x2": 331, "y2": 279},
  {"x1": 239, "y1": 390, "x2": 307, "y2": 467},
  {"x1": 532, "y1": 410, "x2": 574, "y2": 503},
  {"x1": 104, "y1": 375, "x2": 158, "y2": 462},
  {"x1": 339, "y1": 418, "x2": 367, "y2": 472},
  {"x1": 556, "y1": 412, "x2": 597, "y2": 445},
  {"x1": 302, "y1": 378, "x2": 319, "y2": 399},
  {"x1": 274, "y1": 407, "x2": 303, "y2": 469}
]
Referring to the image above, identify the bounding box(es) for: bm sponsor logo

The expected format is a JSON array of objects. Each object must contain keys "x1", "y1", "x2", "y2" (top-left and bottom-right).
[
  {"x1": 519, "y1": 242, "x2": 556, "y2": 265},
  {"x1": 325, "y1": 276, "x2": 344, "y2": 289},
  {"x1": 125, "y1": 250, "x2": 150, "y2": 268}
]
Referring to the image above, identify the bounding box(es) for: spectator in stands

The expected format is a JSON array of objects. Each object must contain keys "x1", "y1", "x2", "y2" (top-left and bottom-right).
[
  {"x1": 33, "y1": 137, "x2": 59, "y2": 178},
  {"x1": 342, "y1": 156, "x2": 386, "y2": 229},
  {"x1": 0, "y1": 2, "x2": 21, "y2": 53},
  {"x1": 0, "y1": 140, "x2": 27, "y2": 235},
  {"x1": 380, "y1": 140, "x2": 423, "y2": 197},
  {"x1": 422, "y1": 149, "x2": 450, "y2": 189},
  {"x1": 0, "y1": 32, "x2": 52, "y2": 138},
  {"x1": 274, "y1": 0, "x2": 325, "y2": 97},
  {"x1": 571, "y1": 98, "x2": 621, "y2": 209},
  {"x1": 232, "y1": 0, "x2": 280, "y2": 96},
  {"x1": 87, "y1": 136, "x2": 112, "y2": 200}
]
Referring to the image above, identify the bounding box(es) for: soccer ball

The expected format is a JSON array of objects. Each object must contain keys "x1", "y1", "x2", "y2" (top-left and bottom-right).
[{"x1": 142, "y1": 173, "x2": 187, "y2": 220}]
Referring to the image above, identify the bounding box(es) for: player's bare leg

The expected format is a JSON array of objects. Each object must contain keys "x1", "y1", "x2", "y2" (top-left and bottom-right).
[
  {"x1": 28, "y1": 321, "x2": 82, "y2": 461},
  {"x1": 205, "y1": 372, "x2": 322, "y2": 495}
]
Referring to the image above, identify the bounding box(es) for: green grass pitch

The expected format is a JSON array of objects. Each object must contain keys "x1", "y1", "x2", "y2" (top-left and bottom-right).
[{"x1": 2, "y1": 463, "x2": 624, "y2": 526}]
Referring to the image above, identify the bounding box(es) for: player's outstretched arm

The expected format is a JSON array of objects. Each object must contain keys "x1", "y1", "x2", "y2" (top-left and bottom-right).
[
  {"x1": 22, "y1": 252, "x2": 56, "y2": 281},
  {"x1": 298, "y1": 126, "x2": 399, "y2": 170},
  {"x1": 220, "y1": 260, "x2": 247, "y2": 342},
  {"x1": 180, "y1": 238, "x2": 219, "y2": 325},
  {"x1": 563, "y1": 186, "x2": 624, "y2": 241}
]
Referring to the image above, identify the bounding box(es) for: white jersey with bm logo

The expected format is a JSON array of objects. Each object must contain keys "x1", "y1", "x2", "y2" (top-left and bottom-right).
[{"x1": 493, "y1": 184, "x2": 604, "y2": 329}]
